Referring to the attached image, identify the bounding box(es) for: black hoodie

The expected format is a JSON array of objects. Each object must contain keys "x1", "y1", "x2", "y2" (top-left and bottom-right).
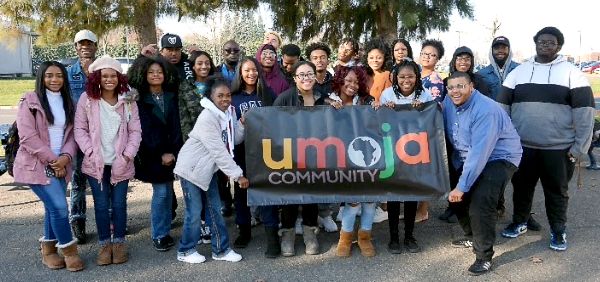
[{"x1": 444, "y1": 46, "x2": 491, "y2": 97}]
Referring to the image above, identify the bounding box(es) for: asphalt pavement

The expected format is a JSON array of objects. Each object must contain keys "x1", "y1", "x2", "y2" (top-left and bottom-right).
[{"x1": 0, "y1": 108, "x2": 599, "y2": 281}]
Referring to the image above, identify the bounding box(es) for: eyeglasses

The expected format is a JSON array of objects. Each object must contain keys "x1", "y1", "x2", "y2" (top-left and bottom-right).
[
  {"x1": 295, "y1": 72, "x2": 316, "y2": 80},
  {"x1": 536, "y1": 40, "x2": 558, "y2": 47},
  {"x1": 261, "y1": 50, "x2": 276, "y2": 57},
  {"x1": 420, "y1": 52, "x2": 438, "y2": 59},
  {"x1": 397, "y1": 75, "x2": 416, "y2": 80},
  {"x1": 447, "y1": 84, "x2": 468, "y2": 91},
  {"x1": 456, "y1": 56, "x2": 471, "y2": 62},
  {"x1": 224, "y1": 48, "x2": 240, "y2": 54}
]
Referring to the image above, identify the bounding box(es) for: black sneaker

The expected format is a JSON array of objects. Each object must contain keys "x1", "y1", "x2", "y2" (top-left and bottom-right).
[
  {"x1": 71, "y1": 219, "x2": 87, "y2": 244},
  {"x1": 527, "y1": 215, "x2": 542, "y2": 231},
  {"x1": 404, "y1": 237, "x2": 421, "y2": 253},
  {"x1": 153, "y1": 235, "x2": 175, "y2": 252},
  {"x1": 388, "y1": 239, "x2": 402, "y2": 254},
  {"x1": 438, "y1": 207, "x2": 454, "y2": 221},
  {"x1": 467, "y1": 259, "x2": 492, "y2": 276},
  {"x1": 451, "y1": 238, "x2": 473, "y2": 248}
]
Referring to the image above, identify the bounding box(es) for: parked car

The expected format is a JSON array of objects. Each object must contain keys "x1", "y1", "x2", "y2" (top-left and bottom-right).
[
  {"x1": 589, "y1": 63, "x2": 600, "y2": 74},
  {"x1": 582, "y1": 61, "x2": 600, "y2": 73},
  {"x1": 57, "y1": 57, "x2": 78, "y2": 68},
  {"x1": 594, "y1": 68, "x2": 600, "y2": 75}
]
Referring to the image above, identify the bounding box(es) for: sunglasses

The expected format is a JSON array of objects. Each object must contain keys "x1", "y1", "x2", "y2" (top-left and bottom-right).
[{"x1": 224, "y1": 48, "x2": 240, "y2": 54}]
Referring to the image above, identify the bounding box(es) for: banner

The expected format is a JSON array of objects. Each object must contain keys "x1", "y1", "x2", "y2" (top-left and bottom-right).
[{"x1": 245, "y1": 101, "x2": 450, "y2": 206}]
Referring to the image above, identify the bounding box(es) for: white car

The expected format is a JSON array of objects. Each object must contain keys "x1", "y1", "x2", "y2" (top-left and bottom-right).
[
  {"x1": 594, "y1": 68, "x2": 600, "y2": 75},
  {"x1": 116, "y1": 57, "x2": 133, "y2": 74}
]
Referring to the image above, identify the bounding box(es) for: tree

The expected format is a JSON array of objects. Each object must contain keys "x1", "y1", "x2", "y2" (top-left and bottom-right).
[
  {"x1": 265, "y1": 0, "x2": 473, "y2": 44},
  {"x1": 0, "y1": 0, "x2": 260, "y2": 46}
]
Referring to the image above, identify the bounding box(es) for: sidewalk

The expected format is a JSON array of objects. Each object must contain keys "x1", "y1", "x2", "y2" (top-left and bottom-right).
[{"x1": 1, "y1": 164, "x2": 600, "y2": 281}]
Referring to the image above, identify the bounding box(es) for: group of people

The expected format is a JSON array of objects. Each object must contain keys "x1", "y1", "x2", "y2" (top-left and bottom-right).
[{"x1": 16, "y1": 25, "x2": 595, "y2": 276}]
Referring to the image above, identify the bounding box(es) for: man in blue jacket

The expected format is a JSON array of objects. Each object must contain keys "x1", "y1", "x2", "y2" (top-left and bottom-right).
[
  {"x1": 477, "y1": 36, "x2": 519, "y2": 101},
  {"x1": 444, "y1": 72, "x2": 522, "y2": 276},
  {"x1": 67, "y1": 29, "x2": 98, "y2": 244}
]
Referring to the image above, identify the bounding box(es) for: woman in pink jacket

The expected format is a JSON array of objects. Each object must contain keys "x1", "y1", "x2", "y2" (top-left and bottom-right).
[
  {"x1": 15, "y1": 61, "x2": 83, "y2": 271},
  {"x1": 74, "y1": 56, "x2": 141, "y2": 266}
]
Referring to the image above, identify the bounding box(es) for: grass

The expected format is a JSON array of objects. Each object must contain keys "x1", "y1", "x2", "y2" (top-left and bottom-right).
[
  {"x1": 0, "y1": 78, "x2": 35, "y2": 106},
  {"x1": 588, "y1": 75, "x2": 600, "y2": 97}
]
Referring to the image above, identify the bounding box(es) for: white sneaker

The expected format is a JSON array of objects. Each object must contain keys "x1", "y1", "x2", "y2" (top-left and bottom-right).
[
  {"x1": 373, "y1": 207, "x2": 388, "y2": 223},
  {"x1": 177, "y1": 251, "x2": 206, "y2": 264},
  {"x1": 212, "y1": 249, "x2": 242, "y2": 262},
  {"x1": 336, "y1": 206, "x2": 344, "y2": 222},
  {"x1": 318, "y1": 215, "x2": 339, "y2": 232}
]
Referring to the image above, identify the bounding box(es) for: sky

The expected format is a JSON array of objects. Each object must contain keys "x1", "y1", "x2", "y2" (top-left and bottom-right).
[{"x1": 158, "y1": 0, "x2": 599, "y2": 63}]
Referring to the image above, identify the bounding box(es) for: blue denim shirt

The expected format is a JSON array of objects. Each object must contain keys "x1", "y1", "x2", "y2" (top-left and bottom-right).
[
  {"x1": 442, "y1": 90, "x2": 522, "y2": 193},
  {"x1": 67, "y1": 60, "x2": 87, "y2": 105}
]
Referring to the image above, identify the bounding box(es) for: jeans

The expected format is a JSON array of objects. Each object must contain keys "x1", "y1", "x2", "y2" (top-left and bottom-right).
[
  {"x1": 30, "y1": 177, "x2": 73, "y2": 245},
  {"x1": 151, "y1": 181, "x2": 174, "y2": 240},
  {"x1": 178, "y1": 176, "x2": 230, "y2": 255},
  {"x1": 258, "y1": 206, "x2": 280, "y2": 228},
  {"x1": 450, "y1": 160, "x2": 517, "y2": 261},
  {"x1": 69, "y1": 150, "x2": 88, "y2": 222},
  {"x1": 281, "y1": 204, "x2": 318, "y2": 228},
  {"x1": 87, "y1": 166, "x2": 128, "y2": 244},
  {"x1": 511, "y1": 148, "x2": 574, "y2": 234},
  {"x1": 340, "y1": 202, "x2": 376, "y2": 232}
]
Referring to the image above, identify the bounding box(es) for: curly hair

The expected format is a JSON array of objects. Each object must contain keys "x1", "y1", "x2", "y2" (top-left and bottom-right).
[
  {"x1": 332, "y1": 65, "x2": 369, "y2": 98},
  {"x1": 340, "y1": 38, "x2": 359, "y2": 54},
  {"x1": 127, "y1": 56, "x2": 180, "y2": 95},
  {"x1": 305, "y1": 42, "x2": 331, "y2": 59},
  {"x1": 85, "y1": 70, "x2": 129, "y2": 100},
  {"x1": 204, "y1": 76, "x2": 231, "y2": 102},
  {"x1": 391, "y1": 39, "x2": 414, "y2": 62},
  {"x1": 189, "y1": 50, "x2": 216, "y2": 79},
  {"x1": 421, "y1": 39, "x2": 445, "y2": 59},
  {"x1": 390, "y1": 60, "x2": 423, "y2": 100},
  {"x1": 361, "y1": 38, "x2": 392, "y2": 76}
]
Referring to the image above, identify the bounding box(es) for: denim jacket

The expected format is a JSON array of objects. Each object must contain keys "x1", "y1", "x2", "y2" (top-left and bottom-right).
[{"x1": 67, "y1": 61, "x2": 87, "y2": 105}]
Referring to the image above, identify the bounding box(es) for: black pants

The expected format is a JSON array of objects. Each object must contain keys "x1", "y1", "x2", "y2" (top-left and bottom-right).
[
  {"x1": 217, "y1": 171, "x2": 234, "y2": 209},
  {"x1": 387, "y1": 201, "x2": 417, "y2": 238},
  {"x1": 511, "y1": 148, "x2": 574, "y2": 233},
  {"x1": 281, "y1": 204, "x2": 318, "y2": 228},
  {"x1": 450, "y1": 160, "x2": 517, "y2": 261},
  {"x1": 232, "y1": 181, "x2": 251, "y2": 226}
]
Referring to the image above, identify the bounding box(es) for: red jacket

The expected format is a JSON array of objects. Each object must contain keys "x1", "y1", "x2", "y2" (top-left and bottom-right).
[
  {"x1": 74, "y1": 92, "x2": 142, "y2": 184},
  {"x1": 14, "y1": 92, "x2": 77, "y2": 185}
]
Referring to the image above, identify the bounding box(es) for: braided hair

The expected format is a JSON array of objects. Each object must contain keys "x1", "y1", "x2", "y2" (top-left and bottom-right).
[{"x1": 390, "y1": 59, "x2": 423, "y2": 100}]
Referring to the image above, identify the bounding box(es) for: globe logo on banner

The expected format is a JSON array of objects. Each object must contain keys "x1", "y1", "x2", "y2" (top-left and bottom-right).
[{"x1": 347, "y1": 137, "x2": 381, "y2": 167}]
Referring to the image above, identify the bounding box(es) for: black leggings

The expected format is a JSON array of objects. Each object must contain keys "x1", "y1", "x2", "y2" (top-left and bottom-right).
[{"x1": 387, "y1": 201, "x2": 417, "y2": 238}]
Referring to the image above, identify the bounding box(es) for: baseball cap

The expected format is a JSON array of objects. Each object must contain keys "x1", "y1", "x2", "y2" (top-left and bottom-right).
[
  {"x1": 160, "y1": 33, "x2": 183, "y2": 49},
  {"x1": 492, "y1": 36, "x2": 510, "y2": 48},
  {"x1": 74, "y1": 29, "x2": 98, "y2": 43}
]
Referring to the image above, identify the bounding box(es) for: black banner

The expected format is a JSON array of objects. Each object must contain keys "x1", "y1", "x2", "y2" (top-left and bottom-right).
[{"x1": 244, "y1": 101, "x2": 450, "y2": 206}]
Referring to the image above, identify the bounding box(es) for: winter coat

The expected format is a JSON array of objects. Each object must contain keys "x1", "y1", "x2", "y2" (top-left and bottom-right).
[
  {"x1": 255, "y1": 44, "x2": 290, "y2": 95},
  {"x1": 174, "y1": 98, "x2": 244, "y2": 191},
  {"x1": 178, "y1": 80, "x2": 204, "y2": 141},
  {"x1": 134, "y1": 91, "x2": 183, "y2": 183},
  {"x1": 273, "y1": 87, "x2": 327, "y2": 107},
  {"x1": 74, "y1": 92, "x2": 142, "y2": 184},
  {"x1": 14, "y1": 92, "x2": 77, "y2": 185}
]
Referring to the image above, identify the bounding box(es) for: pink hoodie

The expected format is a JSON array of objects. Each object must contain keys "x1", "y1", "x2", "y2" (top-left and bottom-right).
[
  {"x1": 14, "y1": 92, "x2": 77, "y2": 185},
  {"x1": 74, "y1": 92, "x2": 142, "y2": 185}
]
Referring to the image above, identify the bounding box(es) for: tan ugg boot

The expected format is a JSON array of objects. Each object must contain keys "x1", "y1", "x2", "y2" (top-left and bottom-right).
[
  {"x1": 357, "y1": 229, "x2": 376, "y2": 257},
  {"x1": 336, "y1": 230, "x2": 353, "y2": 257},
  {"x1": 40, "y1": 240, "x2": 65, "y2": 269},
  {"x1": 59, "y1": 241, "x2": 85, "y2": 272},
  {"x1": 96, "y1": 244, "x2": 112, "y2": 266},
  {"x1": 112, "y1": 243, "x2": 128, "y2": 264}
]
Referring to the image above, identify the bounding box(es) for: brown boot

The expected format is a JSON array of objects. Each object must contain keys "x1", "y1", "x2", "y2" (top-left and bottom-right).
[
  {"x1": 336, "y1": 230, "x2": 353, "y2": 257},
  {"x1": 59, "y1": 241, "x2": 85, "y2": 272},
  {"x1": 357, "y1": 229, "x2": 376, "y2": 257},
  {"x1": 40, "y1": 240, "x2": 65, "y2": 269},
  {"x1": 112, "y1": 243, "x2": 128, "y2": 264},
  {"x1": 96, "y1": 244, "x2": 112, "y2": 266}
]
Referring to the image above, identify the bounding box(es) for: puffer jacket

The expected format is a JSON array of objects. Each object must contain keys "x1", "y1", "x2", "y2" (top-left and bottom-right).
[
  {"x1": 174, "y1": 98, "x2": 244, "y2": 191},
  {"x1": 74, "y1": 92, "x2": 142, "y2": 185},
  {"x1": 14, "y1": 92, "x2": 77, "y2": 185}
]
